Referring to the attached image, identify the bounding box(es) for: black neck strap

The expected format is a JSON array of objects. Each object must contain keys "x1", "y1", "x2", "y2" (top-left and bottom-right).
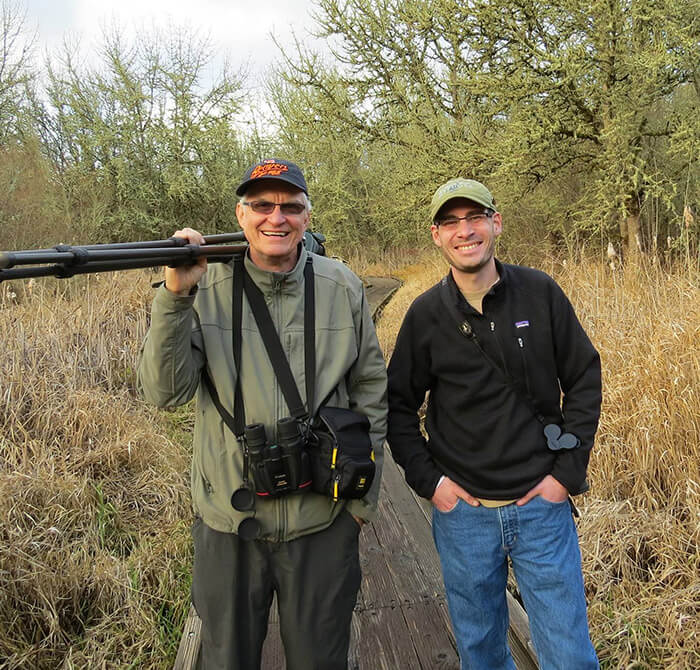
[
  {"x1": 232, "y1": 255, "x2": 246, "y2": 433},
  {"x1": 241, "y1": 256, "x2": 315, "y2": 422},
  {"x1": 304, "y1": 256, "x2": 316, "y2": 418},
  {"x1": 202, "y1": 255, "x2": 246, "y2": 437},
  {"x1": 201, "y1": 255, "x2": 250, "y2": 483}
]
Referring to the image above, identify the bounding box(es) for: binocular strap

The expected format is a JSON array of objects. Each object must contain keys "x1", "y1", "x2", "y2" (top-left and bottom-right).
[{"x1": 202, "y1": 254, "x2": 317, "y2": 484}]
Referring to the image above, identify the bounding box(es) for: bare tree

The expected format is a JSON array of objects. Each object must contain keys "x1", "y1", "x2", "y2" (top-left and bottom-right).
[{"x1": 0, "y1": 0, "x2": 36, "y2": 142}]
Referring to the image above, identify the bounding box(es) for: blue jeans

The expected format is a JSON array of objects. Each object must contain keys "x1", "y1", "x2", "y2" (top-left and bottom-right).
[{"x1": 432, "y1": 496, "x2": 599, "y2": 670}]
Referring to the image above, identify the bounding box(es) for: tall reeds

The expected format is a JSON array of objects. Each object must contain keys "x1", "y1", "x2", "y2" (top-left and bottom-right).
[
  {"x1": 0, "y1": 274, "x2": 193, "y2": 668},
  {"x1": 0, "y1": 253, "x2": 697, "y2": 668}
]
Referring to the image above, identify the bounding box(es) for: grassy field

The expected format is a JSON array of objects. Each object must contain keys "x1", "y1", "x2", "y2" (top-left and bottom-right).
[
  {"x1": 0, "y1": 274, "x2": 194, "y2": 668},
  {"x1": 1, "y1": 253, "x2": 698, "y2": 668}
]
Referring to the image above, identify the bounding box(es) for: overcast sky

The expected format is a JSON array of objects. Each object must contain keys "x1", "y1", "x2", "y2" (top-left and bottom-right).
[{"x1": 23, "y1": 0, "x2": 323, "y2": 89}]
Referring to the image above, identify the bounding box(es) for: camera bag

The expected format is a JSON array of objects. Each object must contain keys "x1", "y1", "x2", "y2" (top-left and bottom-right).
[{"x1": 308, "y1": 404, "x2": 375, "y2": 501}]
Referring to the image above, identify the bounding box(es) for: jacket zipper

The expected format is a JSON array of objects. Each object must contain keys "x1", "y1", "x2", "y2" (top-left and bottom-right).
[
  {"x1": 271, "y1": 276, "x2": 286, "y2": 542},
  {"x1": 517, "y1": 335, "x2": 534, "y2": 398},
  {"x1": 489, "y1": 319, "x2": 510, "y2": 375}
]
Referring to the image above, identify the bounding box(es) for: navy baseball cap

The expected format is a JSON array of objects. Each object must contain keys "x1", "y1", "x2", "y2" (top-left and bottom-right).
[{"x1": 235, "y1": 158, "x2": 308, "y2": 196}]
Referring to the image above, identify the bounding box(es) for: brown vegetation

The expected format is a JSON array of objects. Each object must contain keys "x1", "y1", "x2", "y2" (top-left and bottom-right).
[
  {"x1": 0, "y1": 251, "x2": 698, "y2": 668},
  {"x1": 0, "y1": 274, "x2": 193, "y2": 668}
]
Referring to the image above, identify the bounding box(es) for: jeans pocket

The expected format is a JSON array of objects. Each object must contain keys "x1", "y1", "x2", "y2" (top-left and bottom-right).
[
  {"x1": 536, "y1": 494, "x2": 569, "y2": 506},
  {"x1": 436, "y1": 499, "x2": 461, "y2": 515}
]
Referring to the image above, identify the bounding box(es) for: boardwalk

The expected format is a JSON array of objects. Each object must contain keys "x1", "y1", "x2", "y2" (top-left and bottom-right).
[{"x1": 173, "y1": 275, "x2": 538, "y2": 669}]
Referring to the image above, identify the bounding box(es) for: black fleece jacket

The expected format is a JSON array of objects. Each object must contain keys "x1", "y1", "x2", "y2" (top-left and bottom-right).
[{"x1": 387, "y1": 260, "x2": 601, "y2": 501}]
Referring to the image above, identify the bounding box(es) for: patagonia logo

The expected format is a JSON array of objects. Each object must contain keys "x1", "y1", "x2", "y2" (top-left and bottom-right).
[
  {"x1": 515, "y1": 320, "x2": 530, "y2": 328},
  {"x1": 251, "y1": 162, "x2": 289, "y2": 179}
]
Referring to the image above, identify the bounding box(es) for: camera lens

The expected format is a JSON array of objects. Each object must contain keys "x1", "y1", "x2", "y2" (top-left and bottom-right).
[
  {"x1": 231, "y1": 486, "x2": 255, "y2": 511},
  {"x1": 245, "y1": 423, "x2": 266, "y2": 448},
  {"x1": 276, "y1": 416, "x2": 305, "y2": 491},
  {"x1": 237, "y1": 517, "x2": 261, "y2": 541}
]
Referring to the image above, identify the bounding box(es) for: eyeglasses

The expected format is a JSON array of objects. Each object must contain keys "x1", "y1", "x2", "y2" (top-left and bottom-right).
[
  {"x1": 242, "y1": 200, "x2": 306, "y2": 215},
  {"x1": 435, "y1": 211, "x2": 493, "y2": 228}
]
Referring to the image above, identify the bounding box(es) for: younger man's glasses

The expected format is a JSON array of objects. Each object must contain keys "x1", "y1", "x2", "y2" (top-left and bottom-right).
[
  {"x1": 435, "y1": 210, "x2": 493, "y2": 228},
  {"x1": 242, "y1": 200, "x2": 306, "y2": 215}
]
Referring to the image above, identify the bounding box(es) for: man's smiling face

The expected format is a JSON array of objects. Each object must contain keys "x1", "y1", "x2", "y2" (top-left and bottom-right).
[
  {"x1": 236, "y1": 181, "x2": 309, "y2": 272},
  {"x1": 431, "y1": 198, "x2": 502, "y2": 277}
]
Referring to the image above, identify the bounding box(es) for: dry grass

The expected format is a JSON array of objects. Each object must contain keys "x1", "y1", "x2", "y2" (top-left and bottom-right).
[
  {"x1": 0, "y1": 272, "x2": 193, "y2": 669},
  {"x1": 377, "y1": 253, "x2": 700, "y2": 669},
  {"x1": 1, "y1": 252, "x2": 698, "y2": 668}
]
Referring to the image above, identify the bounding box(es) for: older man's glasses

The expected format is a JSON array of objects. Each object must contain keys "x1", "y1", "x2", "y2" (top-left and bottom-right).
[
  {"x1": 435, "y1": 211, "x2": 492, "y2": 228},
  {"x1": 243, "y1": 200, "x2": 306, "y2": 215}
]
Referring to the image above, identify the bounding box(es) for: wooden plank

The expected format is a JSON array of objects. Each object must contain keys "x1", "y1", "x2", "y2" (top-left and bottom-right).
[
  {"x1": 260, "y1": 622, "x2": 285, "y2": 669},
  {"x1": 363, "y1": 276, "x2": 400, "y2": 322},
  {"x1": 379, "y1": 449, "x2": 446, "y2": 588},
  {"x1": 173, "y1": 605, "x2": 201, "y2": 670},
  {"x1": 400, "y1": 599, "x2": 460, "y2": 669},
  {"x1": 350, "y1": 452, "x2": 459, "y2": 668},
  {"x1": 260, "y1": 594, "x2": 285, "y2": 669},
  {"x1": 375, "y1": 457, "x2": 457, "y2": 638},
  {"x1": 507, "y1": 594, "x2": 539, "y2": 667},
  {"x1": 355, "y1": 516, "x2": 402, "y2": 612},
  {"x1": 349, "y1": 461, "x2": 459, "y2": 667},
  {"x1": 350, "y1": 606, "x2": 423, "y2": 669}
]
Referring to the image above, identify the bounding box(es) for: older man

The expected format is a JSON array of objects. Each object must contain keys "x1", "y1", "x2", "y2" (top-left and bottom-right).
[
  {"x1": 387, "y1": 178, "x2": 601, "y2": 669},
  {"x1": 138, "y1": 159, "x2": 387, "y2": 669}
]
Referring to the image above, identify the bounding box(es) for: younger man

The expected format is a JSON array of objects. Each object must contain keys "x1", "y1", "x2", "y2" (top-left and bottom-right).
[{"x1": 387, "y1": 178, "x2": 601, "y2": 669}]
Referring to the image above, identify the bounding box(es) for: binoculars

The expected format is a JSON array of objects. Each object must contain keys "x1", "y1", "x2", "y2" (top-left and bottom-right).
[{"x1": 231, "y1": 417, "x2": 312, "y2": 540}]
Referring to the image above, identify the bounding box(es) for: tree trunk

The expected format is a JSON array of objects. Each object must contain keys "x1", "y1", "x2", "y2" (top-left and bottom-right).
[{"x1": 620, "y1": 192, "x2": 642, "y2": 259}]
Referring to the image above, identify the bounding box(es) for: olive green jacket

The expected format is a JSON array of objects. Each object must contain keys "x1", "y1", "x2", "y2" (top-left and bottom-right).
[{"x1": 137, "y1": 248, "x2": 387, "y2": 541}]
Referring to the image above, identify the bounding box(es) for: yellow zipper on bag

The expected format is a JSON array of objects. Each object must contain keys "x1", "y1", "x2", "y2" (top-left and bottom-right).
[{"x1": 332, "y1": 447, "x2": 339, "y2": 500}]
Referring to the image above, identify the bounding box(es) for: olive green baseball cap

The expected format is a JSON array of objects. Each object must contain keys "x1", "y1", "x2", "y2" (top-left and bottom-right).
[{"x1": 430, "y1": 178, "x2": 496, "y2": 222}]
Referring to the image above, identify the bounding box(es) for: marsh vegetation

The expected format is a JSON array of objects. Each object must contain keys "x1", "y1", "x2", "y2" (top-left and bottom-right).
[{"x1": 0, "y1": 0, "x2": 698, "y2": 666}]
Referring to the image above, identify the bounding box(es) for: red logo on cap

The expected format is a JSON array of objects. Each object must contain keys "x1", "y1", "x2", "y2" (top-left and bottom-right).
[{"x1": 251, "y1": 163, "x2": 289, "y2": 179}]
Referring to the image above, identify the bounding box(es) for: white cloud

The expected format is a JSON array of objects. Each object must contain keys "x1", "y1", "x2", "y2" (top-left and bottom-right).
[
  {"x1": 30, "y1": 0, "x2": 319, "y2": 79},
  {"x1": 24, "y1": 0, "x2": 327, "y2": 116}
]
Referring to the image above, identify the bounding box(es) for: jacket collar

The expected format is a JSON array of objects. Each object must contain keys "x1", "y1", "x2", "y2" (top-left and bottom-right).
[
  {"x1": 493, "y1": 258, "x2": 507, "y2": 292},
  {"x1": 243, "y1": 244, "x2": 308, "y2": 293},
  {"x1": 445, "y1": 258, "x2": 508, "y2": 314}
]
